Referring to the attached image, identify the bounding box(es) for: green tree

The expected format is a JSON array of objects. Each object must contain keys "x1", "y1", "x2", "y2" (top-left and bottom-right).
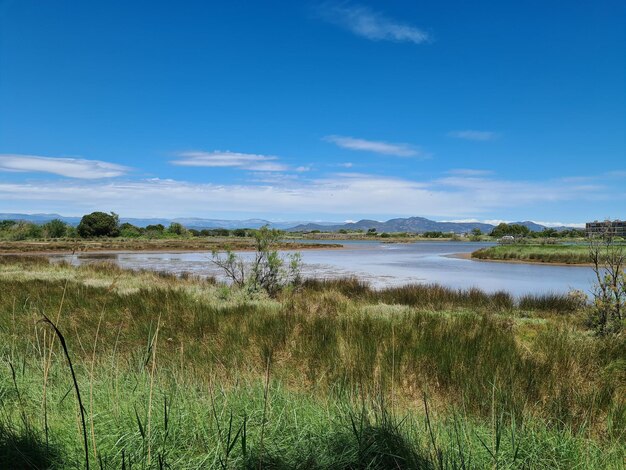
[
  {"x1": 7, "y1": 222, "x2": 42, "y2": 240},
  {"x1": 469, "y1": 228, "x2": 482, "y2": 241},
  {"x1": 42, "y1": 219, "x2": 67, "y2": 238},
  {"x1": 0, "y1": 220, "x2": 16, "y2": 231},
  {"x1": 145, "y1": 223, "x2": 164, "y2": 232},
  {"x1": 490, "y1": 223, "x2": 530, "y2": 238},
  {"x1": 167, "y1": 222, "x2": 187, "y2": 236},
  {"x1": 119, "y1": 222, "x2": 142, "y2": 238},
  {"x1": 77, "y1": 212, "x2": 120, "y2": 238},
  {"x1": 539, "y1": 228, "x2": 558, "y2": 238}
]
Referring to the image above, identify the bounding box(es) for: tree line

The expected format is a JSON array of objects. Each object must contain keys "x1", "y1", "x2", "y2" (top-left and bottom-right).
[
  {"x1": 0, "y1": 212, "x2": 262, "y2": 240},
  {"x1": 0, "y1": 213, "x2": 588, "y2": 241}
]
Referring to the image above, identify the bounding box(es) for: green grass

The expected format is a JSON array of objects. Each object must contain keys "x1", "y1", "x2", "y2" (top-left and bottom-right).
[
  {"x1": 472, "y1": 244, "x2": 595, "y2": 264},
  {"x1": 0, "y1": 257, "x2": 624, "y2": 468}
]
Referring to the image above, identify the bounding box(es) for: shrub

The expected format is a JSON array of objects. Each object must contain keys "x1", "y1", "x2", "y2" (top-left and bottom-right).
[
  {"x1": 42, "y1": 219, "x2": 68, "y2": 238},
  {"x1": 589, "y1": 233, "x2": 625, "y2": 335},
  {"x1": 212, "y1": 225, "x2": 301, "y2": 295},
  {"x1": 119, "y1": 222, "x2": 142, "y2": 238},
  {"x1": 167, "y1": 222, "x2": 187, "y2": 236}
]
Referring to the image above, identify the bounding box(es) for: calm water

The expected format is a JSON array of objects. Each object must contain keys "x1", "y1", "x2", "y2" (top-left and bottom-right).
[{"x1": 50, "y1": 241, "x2": 596, "y2": 296}]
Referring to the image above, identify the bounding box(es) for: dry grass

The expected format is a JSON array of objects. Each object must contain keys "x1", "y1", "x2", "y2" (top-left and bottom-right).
[{"x1": 0, "y1": 237, "x2": 341, "y2": 254}]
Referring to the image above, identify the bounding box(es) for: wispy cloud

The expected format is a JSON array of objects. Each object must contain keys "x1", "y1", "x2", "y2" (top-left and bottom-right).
[
  {"x1": 317, "y1": 4, "x2": 430, "y2": 44},
  {"x1": 448, "y1": 169, "x2": 493, "y2": 176},
  {"x1": 0, "y1": 154, "x2": 129, "y2": 179},
  {"x1": 448, "y1": 130, "x2": 498, "y2": 141},
  {"x1": 324, "y1": 135, "x2": 421, "y2": 157},
  {"x1": 171, "y1": 151, "x2": 289, "y2": 172},
  {"x1": 0, "y1": 172, "x2": 613, "y2": 220}
]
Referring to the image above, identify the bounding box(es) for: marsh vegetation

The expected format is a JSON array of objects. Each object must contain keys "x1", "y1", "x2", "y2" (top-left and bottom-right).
[{"x1": 0, "y1": 255, "x2": 624, "y2": 468}]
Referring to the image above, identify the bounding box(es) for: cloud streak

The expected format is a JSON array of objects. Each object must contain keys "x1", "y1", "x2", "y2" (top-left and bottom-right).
[
  {"x1": 448, "y1": 130, "x2": 498, "y2": 141},
  {"x1": 0, "y1": 154, "x2": 129, "y2": 179},
  {"x1": 324, "y1": 135, "x2": 421, "y2": 157},
  {"x1": 171, "y1": 151, "x2": 289, "y2": 172},
  {"x1": 318, "y1": 4, "x2": 430, "y2": 44},
  {"x1": 0, "y1": 173, "x2": 612, "y2": 220}
]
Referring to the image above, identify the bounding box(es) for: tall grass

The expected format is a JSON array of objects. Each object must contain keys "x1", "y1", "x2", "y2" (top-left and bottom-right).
[
  {"x1": 472, "y1": 245, "x2": 593, "y2": 264},
  {"x1": 0, "y1": 258, "x2": 624, "y2": 468},
  {"x1": 302, "y1": 277, "x2": 580, "y2": 313}
]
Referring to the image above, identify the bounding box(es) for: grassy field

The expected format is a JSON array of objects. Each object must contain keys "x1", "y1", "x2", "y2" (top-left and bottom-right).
[
  {"x1": 0, "y1": 237, "x2": 341, "y2": 254},
  {"x1": 0, "y1": 256, "x2": 624, "y2": 468},
  {"x1": 471, "y1": 244, "x2": 596, "y2": 264}
]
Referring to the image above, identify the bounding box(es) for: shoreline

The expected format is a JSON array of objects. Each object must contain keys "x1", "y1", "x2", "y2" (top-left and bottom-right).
[
  {"x1": 0, "y1": 240, "x2": 344, "y2": 256},
  {"x1": 449, "y1": 251, "x2": 593, "y2": 267}
]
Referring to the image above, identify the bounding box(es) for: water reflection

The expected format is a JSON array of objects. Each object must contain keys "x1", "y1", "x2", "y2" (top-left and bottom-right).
[{"x1": 50, "y1": 241, "x2": 595, "y2": 296}]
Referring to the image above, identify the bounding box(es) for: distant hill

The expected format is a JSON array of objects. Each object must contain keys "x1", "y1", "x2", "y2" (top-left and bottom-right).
[
  {"x1": 510, "y1": 221, "x2": 548, "y2": 232},
  {"x1": 287, "y1": 217, "x2": 581, "y2": 234},
  {"x1": 0, "y1": 213, "x2": 320, "y2": 230},
  {"x1": 0, "y1": 213, "x2": 83, "y2": 225},
  {"x1": 0, "y1": 213, "x2": 579, "y2": 233},
  {"x1": 287, "y1": 217, "x2": 495, "y2": 234}
]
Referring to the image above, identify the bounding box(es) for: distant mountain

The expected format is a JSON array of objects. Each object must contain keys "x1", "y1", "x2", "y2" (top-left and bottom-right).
[
  {"x1": 0, "y1": 213, "x2": 321, "y2": 230},
  {"x1": 510, "y1": 221, "x2": 548, "y2": 232},
  {"x1": 0, "y1": 213, "x2": 580, "y2": 233},
  {"x1": 287, "y1": 217, "x2": 495, "y2": 234},
  {"x1": 0, "y1": 213, "x2": 83, "y2": 225}
]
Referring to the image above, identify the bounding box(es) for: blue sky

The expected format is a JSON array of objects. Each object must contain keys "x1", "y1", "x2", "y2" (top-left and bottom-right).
[{"x1": 0, "y1": 0, "x2": 624, "y2": 225}]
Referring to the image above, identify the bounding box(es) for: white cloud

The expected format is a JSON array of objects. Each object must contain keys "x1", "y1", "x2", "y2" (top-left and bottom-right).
[
  {"x1": 0, "y1": 154, "x2": 129, "y2": 179},
  {"x1": 444, "y1": 219, "x2": 585, "y2": 228},
  {"x1": 448, "y1": 130, "x2": 498, "y2": 141},
  {"x1": 531, "y1": 221, "x2": 585, "y2": 228},
  {"x1": 0, "y1": 173, "x2": 612, "y2": 220},
  {"x1": 318, "y1": 4, "x2": 430, "y2": 44},
  {"x1": 172, "y1": 151, "x2": 289, "y2": 172},
  {"x1": 324, "y1": 135, "x2": 421, "y2": 157}
]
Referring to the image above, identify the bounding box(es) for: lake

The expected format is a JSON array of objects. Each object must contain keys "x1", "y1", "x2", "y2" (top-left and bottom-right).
[{"x1": 50, "y1": 241, "x2": 596, "y2": 296}]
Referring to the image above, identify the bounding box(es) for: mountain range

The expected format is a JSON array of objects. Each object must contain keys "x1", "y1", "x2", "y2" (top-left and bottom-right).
[
  {"x1": 0, "y1": 213, "x2": 577, "y2": 233},
  {"x1": 0, "y1": 213, "x2": 323, "y2": 230}
]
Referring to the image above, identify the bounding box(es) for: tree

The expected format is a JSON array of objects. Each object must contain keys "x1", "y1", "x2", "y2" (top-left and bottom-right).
[
  {"x1": 167, "y1": 222, "x2": 187, "y2": 236},
  {"x1": 212, "y1": 225, "x2": 301, "y2": 296},
  {"x1": 8, "y1": 222, "x2": 42, "y2": 240},
  {"x1": 43, "y1": 219, "x2": 67, "y2": 238},
  {"x1": 490, "y1": 223, "x2": 530, "y2": 238},
  {"x1": 145, "y1": 224, "x2": 165, "y2": 233},
  {"x1": 588, "y1": 222, "x2": 625, "y2": 335},
  {"x1": 0, "y1": 220, "x2": 16, "y2": 231},
  {"x1": 119, "y1": 222, "x2": 142, "y2": 238},
  {"x1": 77, "y1": 212, "x2": 120, "y2": 238},
  {"x1": 469, "y1": 228, "x2": 482, "y2": 241},
  {"x1": 539, "y1": 228, "x2": 558, "y2": 238}
]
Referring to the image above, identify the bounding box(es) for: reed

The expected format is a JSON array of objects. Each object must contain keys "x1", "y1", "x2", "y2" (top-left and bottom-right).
[{"x1": 0, "y1": 257, "x2": 623, "y2": 468}]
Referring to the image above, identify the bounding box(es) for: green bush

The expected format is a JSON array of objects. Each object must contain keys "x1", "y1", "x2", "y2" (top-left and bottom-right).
[
  {"x1": 76, "y1": 212, "x2": 120, "y2": 238},
  {"x1": 42, "y1": 219, "x2": 67, "y2": 238}
]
